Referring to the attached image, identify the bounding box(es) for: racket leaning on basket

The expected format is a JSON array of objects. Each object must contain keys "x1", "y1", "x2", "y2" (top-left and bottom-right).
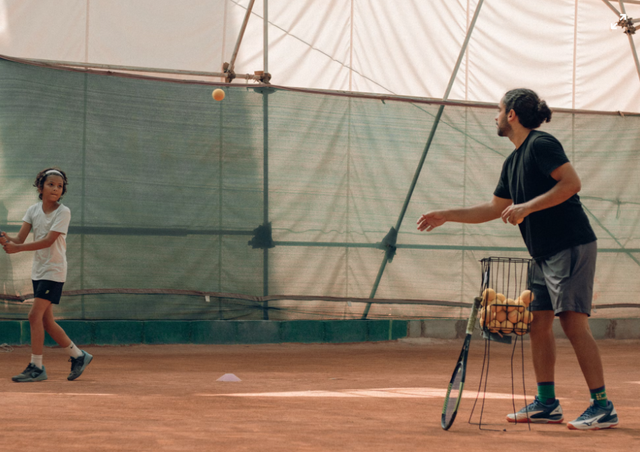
[{"x1": 441, "y1": 296, "x2": 482, "y2": 430}]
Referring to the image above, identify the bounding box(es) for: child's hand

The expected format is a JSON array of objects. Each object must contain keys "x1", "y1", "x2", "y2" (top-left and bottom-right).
[{"x1": 3, "y1": 241, "x2": 18, "y2": 254}]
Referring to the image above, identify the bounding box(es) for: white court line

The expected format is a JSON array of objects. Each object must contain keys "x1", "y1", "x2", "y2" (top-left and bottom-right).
[
  {"x1": 2, "y1": 392, "x2": 114, "y2": 396},
  {"x1": 197, "y1": 387, "x2": 526, "y2": 399}
]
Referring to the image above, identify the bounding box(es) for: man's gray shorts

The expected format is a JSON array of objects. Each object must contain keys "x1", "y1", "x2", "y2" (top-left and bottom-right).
[{"x1": 529, "y1": 241, "x2": 597, "y2": 316}]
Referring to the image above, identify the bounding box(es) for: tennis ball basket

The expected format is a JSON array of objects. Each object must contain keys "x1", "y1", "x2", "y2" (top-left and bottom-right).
[{"x1": 478, "y1": 257, "x2": 534, "y2": 342}]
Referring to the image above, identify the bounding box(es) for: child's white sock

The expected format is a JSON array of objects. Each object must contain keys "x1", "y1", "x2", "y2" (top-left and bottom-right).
[
  {"x1": 31, "y1": 354, "x2": 43, "y2": 369},
  {"x1": 65, "y1": 342, "x2": 83, "y2": 359}
]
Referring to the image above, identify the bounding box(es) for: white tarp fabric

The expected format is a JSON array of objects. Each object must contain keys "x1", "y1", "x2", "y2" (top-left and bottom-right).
[{"x1": 0, "y1": 0, "x2": 638, "y2": 112}]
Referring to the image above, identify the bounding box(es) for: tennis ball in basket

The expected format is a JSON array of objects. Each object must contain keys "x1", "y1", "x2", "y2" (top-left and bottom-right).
[
  {"x1": 506, "y1": 298, "x2": 517, "y2": 312},
  {"x1": 520, "y1": 290, "x2": 534, "y2": 307},
  {"x1": 495, "y1": 310, "x2": 507, "y2": 323},
  {"x1": 488, "y1": 319, "x2": 501, "y2": 333},
  {"x1": 482, "y1": 288, "x2": 496, "y2": 305},
  {"x1": 490, "y1": 298, "x2": 505, "y2": 312},
  {"x1": 496, "y1": 293, "x2": 506, "y2": 304},
  {"x1": 507, "y1": 309, "x2": 521, "y2": 324},
  {"x1": 212, "y1": 88, "x2": 225, "y2": 101},
  {"x1": 500, "y1": 320, "x2": 514, "y2": 334},
  {"x1": 515, "y1": 298, "x2": 526, "y2": 312},
  {"x1": 514, "y1": 321, "x2": 527, "y2": 335},
  {"x1": 521, "y1": 310, "x2": 534, "y2": 324}
]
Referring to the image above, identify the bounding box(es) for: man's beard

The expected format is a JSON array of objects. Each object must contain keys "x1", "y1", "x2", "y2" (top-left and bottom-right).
[{"x1": 496, "y1": 122, "x2": 510, "y2": 137}]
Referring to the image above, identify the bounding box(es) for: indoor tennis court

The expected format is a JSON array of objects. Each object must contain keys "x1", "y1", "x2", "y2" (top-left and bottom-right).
[
  {"x1": 1, "y1": 1, "x2": 639, "y2": 450},
  {"x1": 2, "y1": 339, "x2": 639, "y2": 451}
]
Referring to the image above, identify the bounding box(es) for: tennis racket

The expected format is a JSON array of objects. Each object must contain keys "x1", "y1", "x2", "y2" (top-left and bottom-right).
[{"x1": 441, "y1": 296, "x2": 482, "y2": 430}]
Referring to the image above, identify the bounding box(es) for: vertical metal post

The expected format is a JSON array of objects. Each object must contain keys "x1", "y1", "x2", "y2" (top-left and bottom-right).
[
  {"x1": 262, "y1": 92, "x2": 269, "y2": 319},
  {"x1": 362, "y1": 0, "x2": 486, "y2": 319},
  {"x1": 262, "y1": 0, "x2": 270, "y2": 320},
  {"x1": 80, "y1": 73, "x2": 88, "y2": 320},
  {"x1": 264, "y1": 0, "x2": 269, "y2": 75}
]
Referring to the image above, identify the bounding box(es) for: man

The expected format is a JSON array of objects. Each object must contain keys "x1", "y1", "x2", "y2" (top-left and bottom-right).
[{"x1": 417, "y1": 88, "x2": 618, "y2": 430}]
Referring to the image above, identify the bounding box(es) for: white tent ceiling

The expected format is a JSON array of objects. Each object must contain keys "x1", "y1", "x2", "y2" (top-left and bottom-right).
[{"x1": 0, "y1": 0, "x2": 639, "y2": 112}]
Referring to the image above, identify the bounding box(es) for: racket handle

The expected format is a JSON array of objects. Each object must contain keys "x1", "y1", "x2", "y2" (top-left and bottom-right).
[{"x1": 465, "y1": 297, "x2": 482, "y2": 335}]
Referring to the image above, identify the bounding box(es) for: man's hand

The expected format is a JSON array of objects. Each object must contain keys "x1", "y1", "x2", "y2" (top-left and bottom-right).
[
  {"x1": 501, "y1": 203, "x2": 529, "y2": 225},
  {"x1": 417, "y1": 211, "x2": 447, "y2": 232}
]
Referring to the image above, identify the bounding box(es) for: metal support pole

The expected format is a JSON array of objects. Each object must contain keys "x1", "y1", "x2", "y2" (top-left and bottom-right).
[
  {"x1": 627, "y1": 32, "x2": 640, "y2": 82},
  {"x1": 262, "y1": 0, "x2": 270, "y2": 320},
  {"x1": 262, "y1": 91, "x2": 270, "y2": 319},
  {"x1": 362, "y1": 0, "x2": 486, "y2": 319},
  {"x1": 264, "y1": 0, "x2": 269, "y2": 74},
  {"x1": 602, "y1": 0, "x2": 620, "y2": 15},
  {"x1": 618, "y1": 1, "x2": 640, "y2": 82},
  {"x1": 24, "y1": 57, "x2": 263, "y2": 81},
  {"x1": 227, "y1": 0, "x2": 256, "y2": 79}
]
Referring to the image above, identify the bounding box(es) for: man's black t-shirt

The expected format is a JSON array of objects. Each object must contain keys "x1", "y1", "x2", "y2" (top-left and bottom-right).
[{"x1": 494, "y1": 130, "x2": 596, "y2": 260}]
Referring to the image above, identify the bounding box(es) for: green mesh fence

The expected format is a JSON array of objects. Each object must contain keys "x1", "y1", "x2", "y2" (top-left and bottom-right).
[{"x1": 1, "y1": 57, "x2": 639, "y2": 320}]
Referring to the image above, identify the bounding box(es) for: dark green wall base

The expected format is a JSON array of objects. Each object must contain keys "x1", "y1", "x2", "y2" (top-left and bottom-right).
[
  {"x1": 3, "y1": 318, "x2": 635, "y2": 346},
  {"x1": 0, "y1": 319, "x2": 408, "y2": 346}
]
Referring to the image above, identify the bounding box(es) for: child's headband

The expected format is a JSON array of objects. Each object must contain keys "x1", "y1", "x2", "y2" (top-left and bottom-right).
[{"x1": 45, "y1": 170, "x2": 64, "y2": 178}]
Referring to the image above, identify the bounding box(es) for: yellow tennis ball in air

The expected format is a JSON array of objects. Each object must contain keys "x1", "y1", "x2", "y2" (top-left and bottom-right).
[
  {"x1": 520, "y1": 290, "x2": 534, "y2": 307},
  {"x1": 212, "y1": 88, "x2": 225, "y2": 101},
  {"x1": 514, "y1": 321, "x2": 527, "y2": 335},
  {"x1": 500, "y1": 320, "x2": 514, "y2": 334},
  {"x1": 482, "y1": 288, "x2": 496, "y2": 305}
]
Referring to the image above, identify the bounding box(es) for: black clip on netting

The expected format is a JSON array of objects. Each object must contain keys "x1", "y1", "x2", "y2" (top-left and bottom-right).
[
  {"x1": 378, "y1": 226, "x2": 397, "y2": 263},
  {"x1": 248, "y1": 222, "x2": 275, "y2": 249}
]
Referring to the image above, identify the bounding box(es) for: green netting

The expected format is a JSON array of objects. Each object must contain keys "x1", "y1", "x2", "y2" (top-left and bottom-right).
[{"x1": 1, "y1": 57, "x2": 639, "y2": 320}]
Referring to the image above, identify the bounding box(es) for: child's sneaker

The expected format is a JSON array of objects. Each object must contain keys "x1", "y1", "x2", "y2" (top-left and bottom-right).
[
  {"x1": 506, "y1": 396, "x2": 564, "y2": 423},
  {"x1": 568, "y1": 400, "x2": 618, "y2": 430},
  {"x1": 12, "y1": 363, "x2": 48, "y2": 382},
  {"x1": 67, "y1": 350, "x2": 93, "y2": 381}
]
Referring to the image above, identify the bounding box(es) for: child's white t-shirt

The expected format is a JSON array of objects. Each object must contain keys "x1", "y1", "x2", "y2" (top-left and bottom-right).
[{"x1": 22, "y1": 202, "x2": 71, "y2": 282}]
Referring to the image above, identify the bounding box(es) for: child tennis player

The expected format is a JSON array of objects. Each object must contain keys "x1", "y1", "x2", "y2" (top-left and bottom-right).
[{"x1": 1, "y1": 168, "x2": 93, "y2": 382}]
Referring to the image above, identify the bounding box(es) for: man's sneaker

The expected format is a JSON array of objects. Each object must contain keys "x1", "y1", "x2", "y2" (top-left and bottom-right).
[
  {"x1": 506, "y1": 396, "x2": 564, "y2": 424},
  {"x1": 12, "y1": 363, "x2": 48, "y2": 382},
  {"x1": 67, "y1": 350, "x2": 93, "y2": 381},
  {"x1": 568, "y1": 400, "x2": 618, "y2": 430}
]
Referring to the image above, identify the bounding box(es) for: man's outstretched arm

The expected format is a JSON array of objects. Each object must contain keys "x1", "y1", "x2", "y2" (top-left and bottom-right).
[{"x1": 417, "y1": 196, "x2": 513, "y2": 232}]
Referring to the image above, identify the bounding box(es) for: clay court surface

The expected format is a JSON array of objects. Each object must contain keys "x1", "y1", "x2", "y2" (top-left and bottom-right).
[{"x1": 1, "y1": 338, "x2": 638, "y2": 452}]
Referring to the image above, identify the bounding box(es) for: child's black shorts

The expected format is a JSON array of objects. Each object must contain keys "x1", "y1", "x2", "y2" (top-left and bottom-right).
[{"x1": 32, "y1": 280, "x2": 65, "y2": 305}]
